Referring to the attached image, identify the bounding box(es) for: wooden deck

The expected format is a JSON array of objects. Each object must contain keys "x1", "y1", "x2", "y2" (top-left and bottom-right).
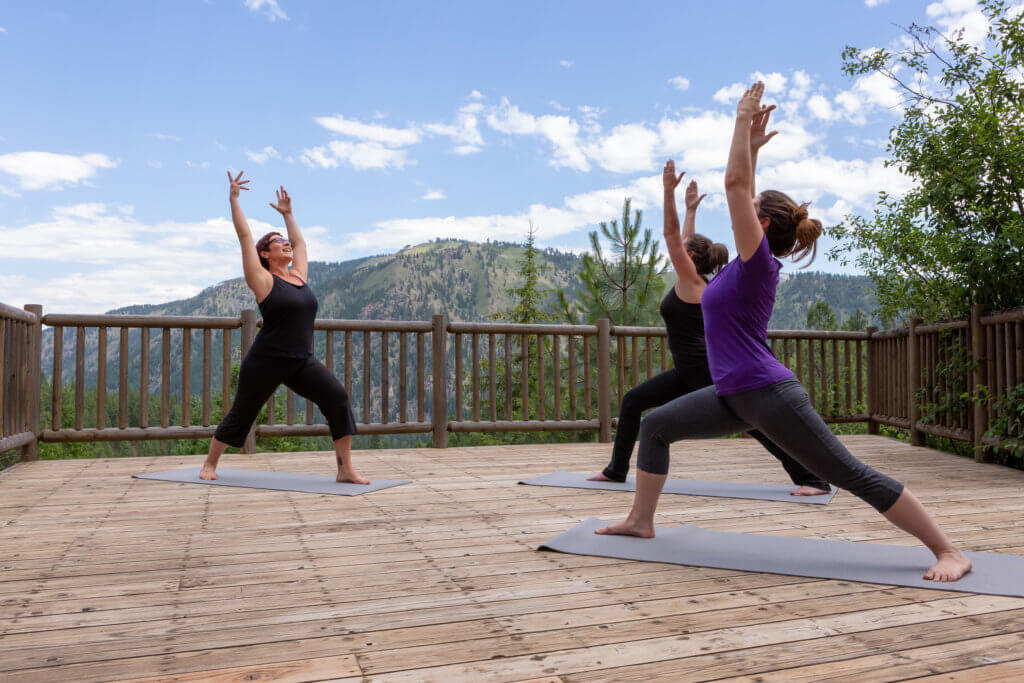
[{"x1": 2, "y1": 436, "x2": 1024, "y2": 682}]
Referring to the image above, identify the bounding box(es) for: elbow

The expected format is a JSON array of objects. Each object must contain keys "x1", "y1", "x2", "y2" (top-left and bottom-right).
[{"x1": 723, "y1": 173, "x2": 748, "y2": 191}]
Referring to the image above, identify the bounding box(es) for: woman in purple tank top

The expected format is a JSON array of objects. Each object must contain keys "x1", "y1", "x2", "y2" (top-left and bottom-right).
[{"x1": 596, "y1": 82, "x2": 971, "y2": 583}]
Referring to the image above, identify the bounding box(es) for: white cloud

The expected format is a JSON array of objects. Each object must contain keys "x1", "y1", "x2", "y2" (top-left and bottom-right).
[
  {"x1": 560, "y1": 60, "x2": 573, "y2": 68},
  {"x1": 0, "y1": 152, "x2": 118, "y2": 191},
  {"x1": 350, "y1": 176, "x2": 663, "y2": 250},
  {"x1": 807, "y1": 94, "x2": 838, "y2": 121},
  {"x1": 300, "y1": 140, "x2": 412, "y2": 170},
  {"x1": 148, "y1": 132, "x2": 183, "y2": 142},
  {"x1": 185, "y1": 160, "x2": 210, "y2": 169},
  {"x1": 713, "y1": 82, "x2": 747, "y2": 104},
  {"x1": 0, "y1": 27, "x2": 7, "y2": 33},
  {"x1": 487, "y1": 97, "x2": 589, "y2": 171},
  {"x1": 577, "y1": 105, "x2": 604, "y2": 134},
  {"x1": 423, "y1": 190, "x2": 446, "y2": 200},
  {"x1": 549, "y1": 101, "x2": 569, "y2": 112},
  {"x1": 788, "y1": 70, "x2": 813, "y2": 102},
  {"x1": 1, "y1": 203, "x2": 344, "y2": 313},
  {"x1": 752, "y1": 71, "x2": 788, "y2": 94},
  {"x1": 469, "y1": 90, "x2": 485, "y2": 100},
  {"x1": 246, "y1": 146, "x2": 281, "y2": 164},
  {"x1": 835, "y1": 71, "x2": 904, "y2": 124},
  {"x1": 669, "y1": 76, "x2": 691, "y2": 91},
  {"x1": 422, "y1": 102, "x2": 485, "y2": 153},
  {"x1": 314, "y1": 115, "x2": 421, "y2": 146},
  {"x1": 244, "y1": 0, "x2": 287, "y2": 22},
  {"x1": 865, "y1": 0, "x2": 891, "y2": 7},
  {"x1": 584, "y1": 123, "x2": 660, "y2": 173},
  {"x1": 758, "y1": 155, "x2": 913, "y2": 208},
  {"x1": 926, "y1": 0, "x2": 991, "y2": 46}
]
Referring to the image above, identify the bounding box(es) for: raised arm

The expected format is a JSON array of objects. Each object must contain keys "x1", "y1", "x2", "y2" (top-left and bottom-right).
[
  {"x1": 723, "y1": 82, "x2": 770, "y2": 262},
  {"x1": 228, "y1": 171, "x2": 273, "y2": 300},
  {"x1": 662, "y1": 161, "x2": 706, "y2": 303},
  {"x1": 749, "y1": 104, "x2": 778, "y2": 197},
  {"x1": 270, "y1": 186, "x2": 308, "y2": 281}
]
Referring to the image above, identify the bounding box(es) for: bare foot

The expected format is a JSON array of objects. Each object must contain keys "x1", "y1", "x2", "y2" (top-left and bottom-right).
[
  {"x1": 199, "y1": 463, "x2": 218, "y2": 480},
  {"x1": 923, "y1": 550, "x2": 972, "y2": 582},
  {"x1": 587, "y1": 473, "x2": 617, "y2": 482},
  {"x1": 791, "y1": 485, "x2": 830, "y2": 496},
  {"x1": 337, "y1": 469, "x2": 370, "y2": 485},
  {"x1": 594, "y1": 519, "x2": 655, "y2": 538}
]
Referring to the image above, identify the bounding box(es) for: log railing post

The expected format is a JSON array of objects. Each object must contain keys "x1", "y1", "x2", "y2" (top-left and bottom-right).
[
  {"x1": 908, "y1": 318, "x2": 923, "y2": 446},
  {"x1": 431, "y1": 314, "x2": 448, "y2": 448},
  {"x1": 866, "y1": 326, "x2": 878, "y2": 434},
  {"x1": 240, "y1": 309, "x2": 257, "y2": 454},
  {"x1": 970, "y1": 304, "x2": 990, "y2": 462},
  {"x1": 597, "y1": 319, "x2": 612, "y2": 443},
  {"x1": 21, "y1": 305, "x2": 42, "y2": 461}
]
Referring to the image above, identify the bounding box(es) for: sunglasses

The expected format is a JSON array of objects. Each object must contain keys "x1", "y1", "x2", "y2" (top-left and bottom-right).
[{"x1": 267, "y1": 237, "x2": 291, "y2": 248}]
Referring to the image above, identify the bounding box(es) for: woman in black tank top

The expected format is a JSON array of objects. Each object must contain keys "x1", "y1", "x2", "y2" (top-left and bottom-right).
[
  {"x1": 589, "y1": 161, "x2": 829, "y2": 496},
  {"x1": 200, "y1": 172, "x2": 365, "y2": 485}
]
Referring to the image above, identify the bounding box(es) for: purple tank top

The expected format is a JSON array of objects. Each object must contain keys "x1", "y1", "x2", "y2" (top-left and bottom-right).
[{"x1": 701, "y1": 236, "x2": 793, "y2": 395}]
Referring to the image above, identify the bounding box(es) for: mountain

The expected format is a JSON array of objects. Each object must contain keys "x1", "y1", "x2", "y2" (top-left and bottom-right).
[{"x1": 42, "y1": 239, "x2": 877, "y2": 392}]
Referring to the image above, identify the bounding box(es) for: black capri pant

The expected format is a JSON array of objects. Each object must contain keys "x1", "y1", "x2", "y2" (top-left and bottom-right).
[
  {"x1": 603, "y1": 367, "x2": 828, "y2": 490},
  {"x1": 214, "y1": 351, "x2": 357, "y2": 448},
  {"x1": 636, "y1": 378, "x2": 904, "y2": 513}
]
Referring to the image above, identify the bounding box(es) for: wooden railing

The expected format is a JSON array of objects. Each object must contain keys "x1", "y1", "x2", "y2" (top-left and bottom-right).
[
  {"x1": 866, "y1": 306, "x2": 1024, "y2": 461},
  {"x1": 2, "y1": 302, "x2": 1022, "y2": 462},
  {"x1": 0, "y1": 303, "x2": 42, "y2": 460}
]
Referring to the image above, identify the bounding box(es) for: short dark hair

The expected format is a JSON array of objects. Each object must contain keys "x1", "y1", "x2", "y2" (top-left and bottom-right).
[{"x1": 254, "y1": 232, "x2": 283, "y2": 270}]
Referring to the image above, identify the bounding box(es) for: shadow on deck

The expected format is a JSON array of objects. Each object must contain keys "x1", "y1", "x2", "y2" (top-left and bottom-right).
[{"x1": 2, "y1": 435, "x2": 1024, "y2": 682}]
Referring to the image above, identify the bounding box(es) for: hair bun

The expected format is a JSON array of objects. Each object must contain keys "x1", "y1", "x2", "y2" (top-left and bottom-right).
[{"x1": 792, "y1": 203, "x2": 810, "y2": 223}]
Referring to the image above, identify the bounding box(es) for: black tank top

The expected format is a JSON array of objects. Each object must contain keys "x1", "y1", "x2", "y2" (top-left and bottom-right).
[
  {"x1": 251, "y1": 274, "x2": 318, "y2": 358},
  {"x1": 660, "y1": 286, "x2": 708, "y2": 371}
]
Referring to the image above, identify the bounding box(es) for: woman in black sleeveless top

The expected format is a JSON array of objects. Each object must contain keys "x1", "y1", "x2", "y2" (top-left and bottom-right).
[
  {"x1": 200, "y1": 171, "x2": 365, "y2": 484},
  {"x1": 590, "y1": 160, "x2": 829, "y2": 496}
]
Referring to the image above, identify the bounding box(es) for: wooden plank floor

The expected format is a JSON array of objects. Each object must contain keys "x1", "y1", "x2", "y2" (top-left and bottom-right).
[{"x1": 2, "y1": 435, "x2": 1024, "y2": 682}]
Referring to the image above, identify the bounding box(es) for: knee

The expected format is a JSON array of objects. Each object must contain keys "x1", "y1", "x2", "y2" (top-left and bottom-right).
[
  {"x1": 620, "y1": 387, "x2": 643, "y2": 414},
  {"x1": 638, "y1": 412, "x2": 670, "y2": 449}
]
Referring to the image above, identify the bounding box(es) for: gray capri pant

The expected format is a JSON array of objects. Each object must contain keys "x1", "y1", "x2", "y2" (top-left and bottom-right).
[{"x1": 636, "y1": 377, "x2": 904, "y2": 513}]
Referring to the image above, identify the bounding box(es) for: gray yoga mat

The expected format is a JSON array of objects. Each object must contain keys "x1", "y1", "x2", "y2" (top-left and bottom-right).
[
  {"x1": 519, "y1": 471, "x2": 837, "y2": 505},
  {"x1": 539, "y1": 518, "x2": 1024, "y2": 597},
  {"x1": 134, "y1": 467, "x2": 411, "y2": 496}
]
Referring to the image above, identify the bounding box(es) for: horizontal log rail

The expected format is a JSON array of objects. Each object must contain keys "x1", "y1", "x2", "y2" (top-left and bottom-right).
[{"x1": 2, "y1": 303, "x2": 1022, "y2": 460}]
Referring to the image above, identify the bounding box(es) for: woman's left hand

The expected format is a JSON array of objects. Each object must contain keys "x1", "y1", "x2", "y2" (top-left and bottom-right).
[
  {"x1": 269, "y1": 186, "x2": 292, "y2": 216},
  {"x1": 750, "y1": 104, "x2": 778, "y2": 151},
  {"x1": 684, "y1": 180, "x2": 707, "y2": 211}
]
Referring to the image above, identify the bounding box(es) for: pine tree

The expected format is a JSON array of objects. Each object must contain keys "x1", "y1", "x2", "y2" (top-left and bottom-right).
[
  {"x1": 491, "y1": 222, "x2": 554, "y2": 323},
  {"x1": 558, "y1": 198, "x2": 666, "y2": 325}
]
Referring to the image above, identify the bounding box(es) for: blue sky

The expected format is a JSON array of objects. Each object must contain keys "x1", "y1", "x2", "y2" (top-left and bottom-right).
[{"x1": 1, "y1": 0, "x2": 987, "y2": 312}]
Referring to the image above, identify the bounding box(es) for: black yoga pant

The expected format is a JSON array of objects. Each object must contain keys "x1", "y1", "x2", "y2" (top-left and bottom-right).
[
  {"x1": 214, "y1": 351, "x2": 357, "y2": 448},
  {"x1": 636, "y1": 377, "x2": 904, "y2": 513},
  {"x1": 603, "y1": 368, "x2": 828, "y2": 490}
]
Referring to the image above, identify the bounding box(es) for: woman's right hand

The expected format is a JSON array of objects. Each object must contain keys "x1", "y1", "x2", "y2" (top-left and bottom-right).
[
  {"x1": 228, "y1": 170, "x2": 250, "y2": 200},
  {"x1": 663, "y1": 160, "x2": 685, "y2": 192}
]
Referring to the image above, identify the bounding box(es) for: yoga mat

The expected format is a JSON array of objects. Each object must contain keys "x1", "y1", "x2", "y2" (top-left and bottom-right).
[
  {"x1": 519, "y1": 471, "x2": 836, "y2": 505},
  {"x1": 539, "y1": 518, "x2": 1024, "y2": 597},
  {"x1": 134, "y1": 467, "x2": 410, "y2": 496}
]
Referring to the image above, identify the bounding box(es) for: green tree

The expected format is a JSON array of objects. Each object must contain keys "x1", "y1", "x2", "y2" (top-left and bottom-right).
[
  {"x1": 841, "y1": 308, "x2": 870, "y2": 331},
  {"x1": 559, "y1": 198, "x2": 667, "y2": 325},
  {"x1": 830, "y1": 0, "x2": 1024, "y2": 322},
  {"x1": 806, "y1": 300, "x2": 838, "y2": 331},
  {"x1": 491, "y1": 223, "x2": 555, "y2": 323}
]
